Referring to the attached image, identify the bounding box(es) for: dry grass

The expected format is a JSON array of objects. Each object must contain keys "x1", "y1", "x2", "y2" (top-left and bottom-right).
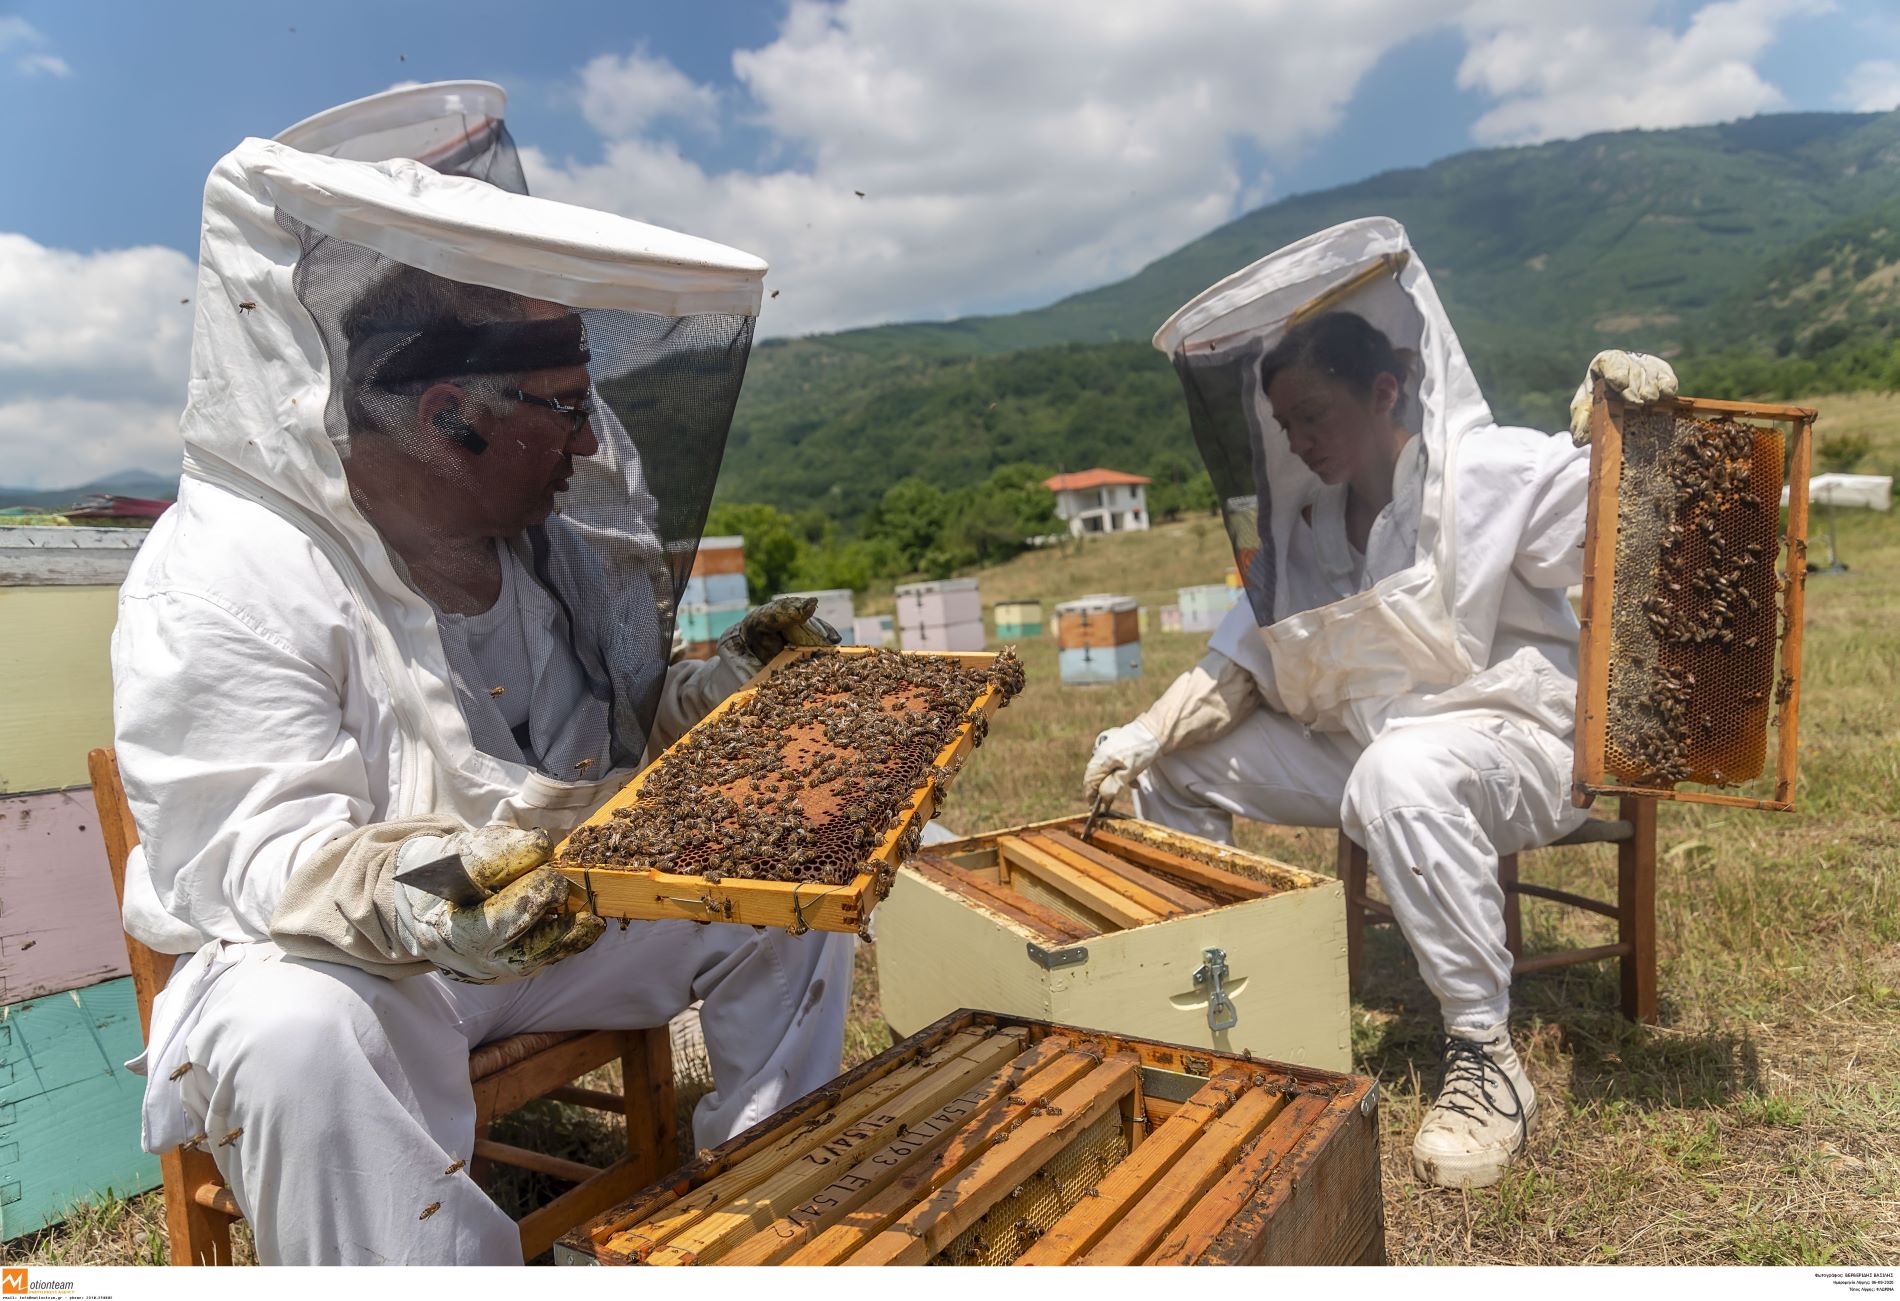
[{"x1": 13, "y1": 396, "x2": 1899, "y2": 1266}]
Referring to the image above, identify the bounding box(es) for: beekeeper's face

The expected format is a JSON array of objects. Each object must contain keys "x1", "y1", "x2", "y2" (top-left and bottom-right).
[
  {"x1": 1265, "y1": 364, "x2": 1401, "y2": 487},
  {"x1": 408, "y1": 301, "x2": 601, "y2": 537}
]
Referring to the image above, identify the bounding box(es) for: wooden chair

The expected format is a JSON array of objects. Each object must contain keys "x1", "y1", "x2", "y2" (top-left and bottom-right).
[
  {"x1": 86, "y1": 748, "x2": 678, "y2": 1264},
  {"x1": 1337, "y1": 796, "x2": 1658, "y2": 1023}
]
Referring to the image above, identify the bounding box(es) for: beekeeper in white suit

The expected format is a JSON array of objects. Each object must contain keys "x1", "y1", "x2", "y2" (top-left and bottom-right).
[
  {"x1": 1083, "y1": 217, "x2": 1674, "y2": 1190},
  {"x1": 112, "y1": 119, "x2": 850, "y2": 1264}
]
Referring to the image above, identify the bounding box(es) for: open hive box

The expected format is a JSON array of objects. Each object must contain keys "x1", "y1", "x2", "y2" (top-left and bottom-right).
[
  {"x1": 876, "y1": 816, "x2": 1349, "y2": 1071},
  {"x1": 559, "y1": 1009, "x2": 1382, "y2": 1267},
  {"x1": 1576, "y1": 391, "x2": 1815, "y2": 811},
  {"x1": 554, "y1": 646, "x2": 1022, "y2": 934}
]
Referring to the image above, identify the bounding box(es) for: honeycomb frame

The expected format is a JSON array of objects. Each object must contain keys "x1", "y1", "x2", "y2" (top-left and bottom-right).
[
  {"x1": 554, "y1": 646, "x2": 1017, "y2": 933},
  {"x1": 1574, "y1": 389, "x2": 1815, "y2": 812}
]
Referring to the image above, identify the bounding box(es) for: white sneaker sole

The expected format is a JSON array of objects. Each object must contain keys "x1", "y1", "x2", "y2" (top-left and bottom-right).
[{"x1": 1411, "y1": 1099, "x2": 1537, "y2": 1190}]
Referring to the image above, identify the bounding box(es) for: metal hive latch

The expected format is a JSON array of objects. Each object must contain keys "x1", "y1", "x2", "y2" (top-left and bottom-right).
[{"x1": 1194, "y1": 948, "x2": 1238, "y2": 1033}]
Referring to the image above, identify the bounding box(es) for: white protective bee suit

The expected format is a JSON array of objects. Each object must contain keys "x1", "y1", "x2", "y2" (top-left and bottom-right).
[
  {"x1": 1123, "y1": 218, "x2": 1601, "y2": 1036},
  {"x1": 112, "y1": 133, "x2": 852, "y2": 1265}
]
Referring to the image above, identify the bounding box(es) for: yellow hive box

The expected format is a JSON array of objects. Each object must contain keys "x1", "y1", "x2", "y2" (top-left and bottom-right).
[{"x1": 875, "y1": 816, "x2": 1349, "y2": 1071}]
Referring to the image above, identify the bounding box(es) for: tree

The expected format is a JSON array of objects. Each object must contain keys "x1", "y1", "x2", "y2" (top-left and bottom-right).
[{"x1": 703, "y1": 501, "x2": 806, "y2": 603}]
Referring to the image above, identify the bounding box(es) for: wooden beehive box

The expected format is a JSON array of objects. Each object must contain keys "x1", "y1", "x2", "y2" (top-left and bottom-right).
[
  {"x1": 876, "y1": 816, "x2": 1349, "y2": 1071},
  {"x1": 1054, "y1": 594, "x2": 1142, "y2": 684},
  {"x1": 553, "y1": 646, "x2": 1013, "y2": 934},
  {"x1": 558, "y1": 1009, "x2": 1382, "y2": 1266},
  {"x1": 1575, "y1": 391, "x2": 1814, "y2": 811}
]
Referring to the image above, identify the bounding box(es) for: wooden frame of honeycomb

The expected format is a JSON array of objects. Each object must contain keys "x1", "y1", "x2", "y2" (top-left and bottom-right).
[
  {"x1": 554, "y1": 646, "x2": 1014, "y2": 933},
  {"x1": 1574, "y1": 389, "x2": 1815, "y2": 812}
]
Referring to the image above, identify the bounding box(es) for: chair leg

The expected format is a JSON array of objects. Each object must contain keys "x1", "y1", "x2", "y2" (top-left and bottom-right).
[
  {"x1": 1338, "y1": 833, "x2": 1367, "y2": 995},
  {"x1": 1498, "y1": 853, "x2": 1522, "y2": 961},
  {"x1": 164, "y1": 1147, "x2": 235, "y2": 1266},
  {"x1": 1618, "y1": 796, "x2": 1659, "y2": 1023},
  {"x1": 621, "y1": 1028, "x2": 677, "y2": 1186},
  {"x1": 469, "y1": 1122, "x2": 493, "y2": 1189}
]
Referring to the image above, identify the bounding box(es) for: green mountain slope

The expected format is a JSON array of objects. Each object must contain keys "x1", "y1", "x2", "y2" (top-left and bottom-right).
[{"x1": 722, "y1": 109, "x2": 1900, "y2": 523}]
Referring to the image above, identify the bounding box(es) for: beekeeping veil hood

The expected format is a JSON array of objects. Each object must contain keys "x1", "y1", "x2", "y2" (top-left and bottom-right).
[
  {"x1": 180, "y1": 137, "x2": 762, "y2": 810},
  {"x1": 1153, "y1": 217, "x2": 1489, "y2": 738},
  {"x1": 275, "y1": 80, "x2": 526, "y2": 193},
  {"x1": 275, "y1": 81, "x2": 665, "y2": 643}
]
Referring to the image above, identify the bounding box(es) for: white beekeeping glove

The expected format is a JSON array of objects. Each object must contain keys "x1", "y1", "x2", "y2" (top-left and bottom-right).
[
  {"x1": 389, "y1": 824, "x2": 604, "y2": 983},
  {"x1": 1569, "y1": 350, "x2": 1679, "y2": 445},
  {"x1": 1084, "y1": 721, "x2": 1162, "y2": 805}
]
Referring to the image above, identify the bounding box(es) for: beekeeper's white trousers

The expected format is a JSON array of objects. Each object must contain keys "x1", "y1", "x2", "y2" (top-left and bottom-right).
[
  {"x1": 1133, "y1": 711, "x2": 1581, "y2": 1035},
  {"x1": 175, "y1": 920, "x2": 854, "y2": 1264}
]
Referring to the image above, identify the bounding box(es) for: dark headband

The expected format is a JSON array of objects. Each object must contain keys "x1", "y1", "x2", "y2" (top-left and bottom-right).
[{"x1": 349, "y1": 314, "x2": 590, "y2": 388}]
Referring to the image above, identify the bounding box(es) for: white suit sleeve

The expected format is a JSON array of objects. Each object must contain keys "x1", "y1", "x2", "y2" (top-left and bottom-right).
[
  {"x1": 1135, "y1": 651, "x2": 1263, "y2": 753},
  {"x1": 647, "y1": 653, "x2": 749, "y2": 759},
  {"x1": 113, "y1": 588, "x2": 376, "y2": 944},
  {"x1": 1512, "y1": 438, "x2": 1591, "y2": 590}
]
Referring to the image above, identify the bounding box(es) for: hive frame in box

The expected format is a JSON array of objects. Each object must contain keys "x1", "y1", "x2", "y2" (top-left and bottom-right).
[
  {"x1": 555, "y1": 645, "x2": 1009, "y2": 933},
  {"x1": 559, "y1": 1008, "x2": 1383, "y2": 1267},
  {"x1": 1574, "y1": 391, "x2": 1814, "y2": 812}
]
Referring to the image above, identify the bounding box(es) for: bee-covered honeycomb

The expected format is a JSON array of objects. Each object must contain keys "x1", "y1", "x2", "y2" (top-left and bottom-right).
[
  {"x1": 931, "y1": 1107, "x2": 1130, "y2": 1266},
  {"x1": 559, "y1": 648, "x2": 1025, "y2": 890},
  {"x1": 1606, "y1": 411, "x2": 1787, "y2": 788}
]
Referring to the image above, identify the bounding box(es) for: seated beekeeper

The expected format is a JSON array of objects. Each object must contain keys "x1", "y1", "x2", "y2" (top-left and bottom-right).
[
  {"x1": 111, "y1": 91, "x2": 851, "y2": 1266},
  {"x1": 1083, "y1": 217, "x2": 1675, "y2": 1191}
]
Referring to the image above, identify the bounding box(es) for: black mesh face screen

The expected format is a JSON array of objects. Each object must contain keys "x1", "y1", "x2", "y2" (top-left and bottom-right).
[
  {"x1": 280, "y1": 215, "x2": 750, "y2": 778},
  {"x1": 307, "y1": 113, "x2": 528, "y2": 195},
  {"x1": 1174, "y1": 344, "x2": 1276, "y2": 627}
]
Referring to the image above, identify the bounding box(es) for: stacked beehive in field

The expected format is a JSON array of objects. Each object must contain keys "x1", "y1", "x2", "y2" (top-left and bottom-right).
[
  {"x1": 561, "y1": 1011, "x2": 1382, "y2": 1267},
  {"x1": 877, "y1": 815, "x2": 1348, "y2": 1069},
  {"x1": 0, "y1": 526, "x2": 161, "y2": 1237},
  {"x1": 896, "y1": 578, "x2": 984, "y2": 653},
  {"x1": 1177, "y1": 583, "x2": 1241, "y2": 633},
  {"x1": 993, "y1": 600, "x2": 1043, "y2": 640},
  {"x1": 678, "y1": 535, "x2": 748, "y2": 658},
  {"x1": 1054, "y1": 594, "x2": 1141, "y2": 684},
  {"x1": 851, "y1": 614, "x2": 895, "y2": 648}
]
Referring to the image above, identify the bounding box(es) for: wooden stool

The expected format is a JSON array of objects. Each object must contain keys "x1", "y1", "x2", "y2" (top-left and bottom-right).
[
  {"x1": 1337, "y1": 796, "x2": 1658, "y2": 1023},
  {"x1": 87, "y1": 748, "x2": 679, "y2": 1264}
]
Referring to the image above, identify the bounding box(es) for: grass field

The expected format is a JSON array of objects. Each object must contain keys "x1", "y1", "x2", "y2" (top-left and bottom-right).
[{"x1": 11, "y1": 395, "x2": 1898, "y2": 1267}]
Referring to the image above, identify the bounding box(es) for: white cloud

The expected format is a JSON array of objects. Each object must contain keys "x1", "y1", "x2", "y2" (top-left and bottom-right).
[
  {"x1": 0, "y1": 16, "x2": 43, "y2": 50},
  {"x1": 16, "y1": 52, "x2": 70, "y2": 77},
  {"x1": 578, "y1": 46, "x2": 721, "y2": 139},
  {"x1": 0, "y1": 235, "x2": 194, "y2": 487},
  {"x1": 530, "y1": 0, "x2": 1466, "y2": 337},
  {"x1": 1, "y1": 16, "x2": 71, "y2": 79},
  {"x1": 1839, "y1": 58, "x2": 1900, "y2": 111},
  {"x1": 1457, "y1": 0, "x2": 1830, "y2": 145},
  {"x1": 527, "y1": 0, "x2": 1829, "y2": 339}
]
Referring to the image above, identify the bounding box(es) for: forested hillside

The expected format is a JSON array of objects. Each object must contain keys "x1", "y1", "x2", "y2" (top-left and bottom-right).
[{"x1": 719, "y1": 108, "x2": 1900, "y2": 535}]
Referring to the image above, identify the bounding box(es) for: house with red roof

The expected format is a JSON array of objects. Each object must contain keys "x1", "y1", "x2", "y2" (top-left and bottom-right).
[{"x1": 1043, "y1": 468, "x2": 1151, "y2": 538}]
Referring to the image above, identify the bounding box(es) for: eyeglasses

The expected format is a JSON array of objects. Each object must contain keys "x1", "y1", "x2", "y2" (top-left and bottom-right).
[{"x1": 507, "y1": 388, "x2": 593, "y2": 436}]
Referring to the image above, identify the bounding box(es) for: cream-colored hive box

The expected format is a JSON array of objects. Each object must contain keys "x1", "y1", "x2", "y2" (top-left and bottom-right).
[{"x1": 876, "y1": 815, "x2": 1349, "y2": 1071}]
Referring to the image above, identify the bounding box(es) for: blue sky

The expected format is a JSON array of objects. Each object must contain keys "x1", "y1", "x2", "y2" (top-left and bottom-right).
[{"x1": 2, "y1": 0, "x2": 1897, "y2": 486}]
